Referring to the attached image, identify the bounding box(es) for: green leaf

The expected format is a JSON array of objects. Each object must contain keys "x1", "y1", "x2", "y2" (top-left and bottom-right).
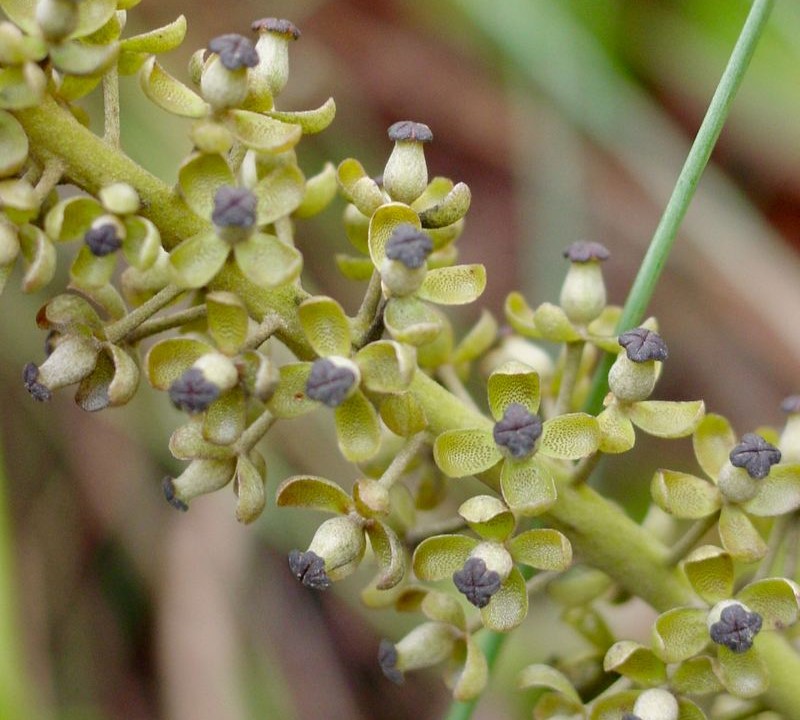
[
  {"x1": 139, "y1": 57, "x2": 208, "y2": 117},
  {"x1": 205, "y1": 291, "x2": 248, "y2": 355},
  {"x1": 413, "y1": 535, "x2": 477, "y2": 581},
  {"x1": 533, "y1": 302, "x2": 581, "y2": 342},
  {"x1": 420, "y1": 591, "x2": 465, "y2": 630},
  {"x1": 417, "y1": 265, "x2": 486, "y2": 306},
  {"x1": 433, "y1": 428, "x2": 501, "y2": 478},
  {"x1": 487, "y1": 360, "x2": 541, "y2": 421},
  {"x1": 452, "y1": 309, "x2": 497, "y2": 365},
  {"x1": 45, "y1": 196, "x2": 104, "y2": 242},
  {"x1": 295, "y1": 162, "x2": 337, "y2": 219},
  {"x1": 298, "y1": 296, "x2": 351, "y2": 358},
  {"x1": 380, "y1": 392, "x2": 428, "y2": 437},
  {"x1": 337, "y1": 158, "x2": 386, "y2": 217},
  {"x1": 226, "y1": 109, "x2": 302, "y2": 153},
  {"x1": 628, "y1": 400, "x2": 705, "y2": 438},
  {"x1": 365, "y1": 521, "x2": 406, "y2": 590},
  {"x1": 121, "y1": 216, "x2": 160, "y2": 270},
  {"x1": 70, "y1": 243, "x2": 116, "y2": 288},
  {"x1": 235, "y1": 453, "x2": 267, "y2": 524},
  {"x1": 500, "y1": 457, "x2": 557, "y2": 516},
  {"x1": 234, "y1": 232, "x2": 302, "y2": 289},
  {"x1": 168, "y1": 229, "x2": 230, "y2": 288},
  {"x1": 540, "y1": 413, "x2": 600, "y2": 459},
  {"x1": 458, "y1": 495, "x2": 515, "y2": 542},
  {"x1": 736, "y1": 578, "x2": 800, "y2": 631},
  {"x1": 603, "y1": 641, "x2": 667, "y2": 687},
  {"x1": 356, "y1": 340, "x2": 415, "y2": 394},
  {"x1": 276, "y1": 475, "x2": 352, "y2": 514},
  {"x1": 368, "y1": 202, "x2": 421, "y2": 268},
  {"x1": 718, "y1": 505, "x2": 767, "y2": 563},
  {"x1": 597, "y1": 404, "x2": 635, "y2": 454},
  {"x1": 743, "y1": 463, "x2": 800, "y2": 516},
  {"x1": 49, "y1": 39, "x2": 119, "y2": 76},
  {"x1": 682, "y1": 546, "x2": 734, "y2": 605},
  {"x1": 417, "y1": 181, "x2": 471, "y2": 229},
  {"x1": 334, "y1": 389, "x2": 380, "y2": 462},
  {"x1": 202, "y1": 387, "x2": 246, "y2": 446},
  {"x1": 18, "y1": 224, "x2": 56, "y2": 293},
  {"x1": 265, "y1": 96, "x2": 336, "y2": 134},
  {"x1": 713, "y1": 644, "x2": 769, "y2": 698},
  {"x1": 266, "y1": 362, "x2": 316, "y2": 418},
  {"x1": 670, "y1": 656, "x2": 722, "y2": 696},
  {"x1": 335, "y1": 253, "x2": 374, "y2": 281},
  {"x1": 119, "y1": 14, "x2": 187, "y2": 54},
  {"x1": 177, "y1": 152, "x2": 234, "y2": 219},
  {"x1": 693, "y1": 413, "x2": 736, "y2": 480},
  {"x1": 652, "y1": 607, "x2": 710, "y2": 663},
  {"x1": 504, "y1": 291, "x2": 540, "y2": 337},
  {"x1": 650, "y1": 470, "x2": 721, "y2": 520},
  {"x1": 253, "y1": 162, "x2": 306, "y2": 225},
  {"x1": 383, "y1": 295, "x2": 442, "y2": 346},
  {"x1": 481, "y1": 566, "x2": 528, "y2": 632},
  {"x1": 451, "y1": 635, "x2": 488, "y2": 702},
  {"x1": 145, "y1": 337, "x2": 213, "y2": 389},
  {"x1": 0, "y1": 109, "x2": 27, "y2": 176},
  {"x1": 508, "y1": 529, "x2": 572, "y2": 571}
]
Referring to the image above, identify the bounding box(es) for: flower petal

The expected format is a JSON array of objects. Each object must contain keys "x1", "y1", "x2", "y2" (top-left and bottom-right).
[
  {"x1": 487, "y1": 360, "x2": 540, "y2": 420},
  {"x1": 275, "y1": 475, "x2": 353, "y2": 514},
  {"x1": 682, "y1": 546, "x2": 734, "y2": 605},
  {"x1": 693, "y1": 413, "x2": 736, "y2": 481},
  {"x1": 357, "y1": 340, "x2": 416, "y2": 394},
  {"x1": 334, "y1": 389, "x2": 380, "y2": 462},
  {"x1": 298, "y1": 295, "x2": 351, "y2": 358},
  {"x1": 145, "y1": 337, "x2": 214, "y2": 389},
  {"x1": 168, "y1": 229, "x2": 229, "y2": 288},
  {"x1": 500, "y1": 457, "x2": 557, "y2": 516},
  {"x1": 598, "y1": 404, "x2": 636, "y2": 454},
  {"x1": 713, "y1": 645, "x2": 769, "y2": 698},
  {"x1": 481, "y1": 566, "x2": 528, "y2": 632},
  {"x1": 743, "y1": 463, "x2": 800, "y2": 517},
  {"x1": 226, "y1": 109, "x2": 302, "y2": 153},
  {"x1": 203, "y1": 387, "x2": 246, "y2": 446},
  {"x1": 433, "y1": 428, "x2": 501, "y2": 478},
  {"x1": 253, "y1": 162, "x2": 306, "y2": 225},
  {"x1": 139, "y1": 57, "x2": 208, "y2": 117},
  {"x1": 365, "y1": 521, "x2": 406, "y2": 590},
  {"x1": 413, "y1": 535, "x2": 478, "y2": 581},
  {"x1": 652, "y1": 607, "x2": 710, "y2": 663},
  {"x1": 417, "y1": 265, "x2": 486, "y2": 306},
  {"x1": 177, "y1": 152, "x2": 234, "y2": 219},
  {"x1": 650, "y1": 470, "x2": 722, "y2": 519},
  {"x1": 628, "y1": 400, "x2": 705, "y2": 438},
  {"x1": 718, "y1": 505, "x2": 767, "y2": 563},
  {"x1": 368, "y1": 202, "x2": 421, "y2": 268},
  {"x1": 540, "y1": 413, "x2": 600, "y2": 459},
  {"x1": 508, "y1": 529, "x2": 572, "y2": 571},
  {"x1": 736, "y1": 578, "x2": 800, "y2": 631},
  {"x1": 384, "y1": 295, "x2": 442, "y2": 346},
  {"x1": 233, "y1": 232, "x2": 302, "y2": 288}
]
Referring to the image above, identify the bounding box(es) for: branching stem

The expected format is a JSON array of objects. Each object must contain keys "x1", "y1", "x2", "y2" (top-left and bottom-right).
[
  {"x1": 234, "y1": 409, "x2": 276, "y2": 455},
  {"x1": 554, "y1": 340, "x2": 583, "y2": 417},
  {"x1": 437, "y1": 364, "x2": 481, "y2": 414},
  {"x1": 104, "y1": 284, "x2": 185, "y2": 344},
  {"x1": 125, "y1": 305, "x2": 207, "y2": 344},
  {"x1": 664, "y1": 512, "x2": 720, "y2": 567},
  {"x1": 379, "y1": 432, "x2": 429, "y2": 490},
  {"x1": 102, "y1": 64, "x2": 121, "y2": 147}
]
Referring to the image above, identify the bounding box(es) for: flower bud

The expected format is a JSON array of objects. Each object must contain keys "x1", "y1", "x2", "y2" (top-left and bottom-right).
[
  {"x1": 169, "y1": 353, "x2": 239, "y2": 413},
  {"x1": 378, "y1": 622, "x2": 456, "y2": 684},
  {"x1": 36, "y1": 0, "x2": 79, "y2": 42},
  {"x1": 559, "y1": 241, "x2": 610, "y2": 325},
  {"x1": 493, "y1": 403, "x2": 542, "y2": 459},
  {"x1": 201, "y1": 34, "x2": 259, "y2": 110},
  {"x1": 99, "y1": 183, "x2": 140, "y2": 216},
  {"x1": 162, "y1": 457, "x2": 236, "y2": 511},
  {"x1": 251, "y1": 18, "x2": 300, "y2": 99},
  {"x1": 631, "y1": 688, "x2": 679, "y2": 720},
  {"x1": 779, "y1": 395, "x2": 800, "y2": 463},
  {"x1": 608, "y1": 329, "x2": 667, "y2": 403},
  {"x1": 383, "y1": 121, "x2": 432, "y2": 204},
  {"x1": 84, "y1": 215, "x2": 125, "y2": 257},
  {"x1": 301, "y1": 515, "x2": 366, "y2": 583},
  {"x1": 305, "y1": 357, "x2": 360, "y2": 408},
  {"x1": 23, "y1": 334, "x2": 99, "y2": 401},
  {"x1": 707, "y1": 600, "x2": 762, "y2": 653}
]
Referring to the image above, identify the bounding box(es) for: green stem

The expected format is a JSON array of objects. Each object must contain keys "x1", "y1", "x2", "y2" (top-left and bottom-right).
[
  {"x1": 554, "y1": 341, "x2": 584, "y2": 417},
  {"x1": 234, "y1": 410, "x2": 276, "y2": 455},
  {"x1": 104, "y1": 284, "x2": 185, "y2": 344},
  {"x1": 243, "y1": 313, "x2": 285, "y2": 350},
  {"x1": 102, "y1": 64, "x2": 121, "y2": 147},
  {"x1": 124, "y1": 305, "x2": 207, "y2": 344},
  {"x1": 752, "y1": 513, "x2": 792, "y2": 582},
  {"x1": 436, "y1": 364, "x2": 481, "y2": 414},
  {"x1": 664, "y1": 512, "x2": 720, "y2": 566},
  {"x1": 405, "y1": 516, "x2": 467, "y2": 545},
  {"x1": 352, "y1": 271, "x2": 384, "y2": 349},
  {"x1": 379, "y1": 432, "x2": 428, "y2": 490},
  {"x1": 583, "y1": 0, "x2": 776, "y2": 415}
]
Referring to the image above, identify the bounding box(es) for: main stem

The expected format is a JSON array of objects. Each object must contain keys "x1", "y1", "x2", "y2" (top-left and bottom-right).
[{"x1": 584, "y1": 0, "x2": 776, "y2": 415}]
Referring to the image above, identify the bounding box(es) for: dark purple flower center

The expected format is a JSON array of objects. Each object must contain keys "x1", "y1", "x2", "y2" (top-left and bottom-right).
[
  {"x1": 729, "y1": 433, "x2": 781, "y2": 480},
  {"x1": 85, "y1": 223, "x2": 122, "y2": 257},
  {"x1": 305, "y1": 358, "x2": 357, "y2": 408},
  {"x1": 385, "y1": 224, "x2": 433, "y2": 269},
  {"x1": 288, "y1": 550, "x2": 330, "y2": 590},
  {"x1": 208, "y1": 33, "x2": 260, "y2": 70},
  {"x1": 212, "y1": 186, "x2": 257, "y2": 228},
  {"x1": 618, "y1": 327, "x2": 668, "y2": 363},
  {"x1": 709, "y1": 604, "x2": 762, "y2": 653},
  {"x1": 452, "y1": 557, "x2": 501, "y2": 608},
  {"x1": 493, "y1": 403, "x2": 542, "y2": 459},
  {"x1": 563, "y1": 240, "x2": 610, "y2": 263},
  {"x1": 169, "y1": 367, "x2": 220, "y2": 413}
]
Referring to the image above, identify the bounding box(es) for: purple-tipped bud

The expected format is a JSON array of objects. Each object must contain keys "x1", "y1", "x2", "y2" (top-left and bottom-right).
[
  {"x1": 563, "y1": 241, "x2": 610, "y2": 263},
  {"x1": 251, "y1": 17, "x2": 301, "y2": 40},
  {"x1": 162, "y1": 477, "x2": 189, "y2": 511},
  {"x1": 385, "y1": 224, "x2": 432, "y2": 269},
  {"x1": 388, "y1": 121, "x2": 433, "y2": 143},
  {"x1": 493, "y1": 403, "x2": 542, "y2": 459},
  {"x1": 709, "y1": 603, "x2": 762, "y2": 653},
  {"x1": 212, "y1": 186, "x2": 257, "y2": 228},
  {"x1": 378, "y1": 639, "x2": 404, "y2": 684},
  {"x1": 288, "y1": 549, "x2": 331, "y2": 590},
  {"x1": 85, "y1": 223, "x2": 122, "y2": 257},
  {"x1": 729, "y1": 433, "x2": 781, "y2": 480},
  {"x1": 23, "y1": 362, "x2": 51, "y2": 402},
  {"x1": 306, "y1": 358, "x2": 357, "y2": 408},
  {"x1": 169, "y1": 367, "x2": 220, "y2": 413},
  {"x1": 208, "y1": 33, "x2": 259, "y2": 70},
  {"x1": 452, "y1": 557, "x2": 502, "y2": 608},
  {"x1": 618, "y1": 328, "x2": 668, "y2": 363}
]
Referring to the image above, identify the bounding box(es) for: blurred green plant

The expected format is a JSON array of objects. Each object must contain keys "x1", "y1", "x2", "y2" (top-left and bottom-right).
[{"x1": 1, "y1": 1, "x2": 799, "y2": 719}]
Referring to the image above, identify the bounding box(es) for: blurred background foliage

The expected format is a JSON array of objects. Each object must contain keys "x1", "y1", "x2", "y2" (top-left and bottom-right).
[{"x1": 0, "y1": 1, "x2": 799, "y2": 718}]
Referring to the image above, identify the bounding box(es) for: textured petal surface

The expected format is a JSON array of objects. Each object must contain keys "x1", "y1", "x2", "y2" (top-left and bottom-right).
[
  {"x1": 276, "y1": 475, "x2": 353, "y2": 514},
  {"x1": 413, "y1": 535, "x2": 478, "y2": 581},
  {"x1": 480, "y1": 567, "x2": 528, "y2": 632},
  {"x1": 298, "y1": 296, "x2": 351, "y2": 358},
  {"x1": 694, "y1": 413, "x2": 736, "y2": 480},
  {"x1": 651, "y1": 470, "x2": 721, "y2": 519},
  {"x1": 334, "y1": 390, "x2": 380, "y2": 462},
  {"x1": 434, "y1": 429, "x2": 501, "y2": 478},
  {"x1": 487, "y1": 361, "x2": 540, "y2": 420},
  {"x1": 500, "y1": 458, "x2": 557, "y2": 516},
  {"x1": 540, "y1": 413, "x2": 600, "y2": 459}
]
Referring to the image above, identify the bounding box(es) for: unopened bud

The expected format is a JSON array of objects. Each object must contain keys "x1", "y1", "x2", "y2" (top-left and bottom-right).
[
  {"x1": 251, "y1": 17, "x2": 300, "y2": 99},
  {"x1": 99, "y1": 183, "x2": 140, "y2": 216},
  {"x1": 299, "y1": 515, "x2": 366, "y2": 583},
  {"x1": 631, "y1": 688, "x2": 679, "y2": 720},
  {"x1": 23, "y1": 334, "x2": 99, "y2": 401},
  {"x1": 383, "y1": 121, "x2": 432, "y2": 204},
  {"x1": 163, "y1": 457, "x2": 236, "y2": 511},
  {"x1": 559, "y1": 241, "x2": 610, "y2": 325},
  {"x1": 379, "y1": 622, "x2": 456, "y2": 683}
]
